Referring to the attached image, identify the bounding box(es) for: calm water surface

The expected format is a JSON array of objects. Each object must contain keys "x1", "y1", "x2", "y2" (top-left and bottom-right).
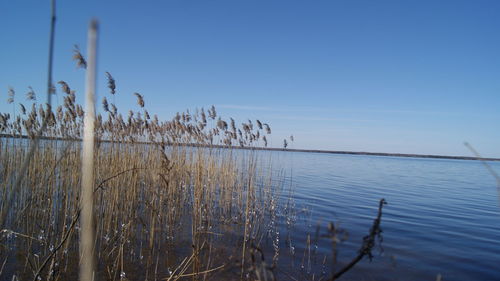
[
  {"x1": 264, "y1": 151, "x2": 500, "y2": 281},
  {"x1": 2, "y1": 139, "x2": 498, "y2": 280}
]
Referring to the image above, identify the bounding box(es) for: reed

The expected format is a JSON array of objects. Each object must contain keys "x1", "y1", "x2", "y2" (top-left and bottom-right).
[
  {"x1": 0, "y1": 49, "x2": 299, "y2": 279},
  {"x1": 0, "y1": 113, "x2": 290, "y2": 280},
  {"x1": 0, "y1": 6, "x2": 388, "y2": 281},
  {"x1": 79, "y1": 19, "x2": 98, "y2": 281}
]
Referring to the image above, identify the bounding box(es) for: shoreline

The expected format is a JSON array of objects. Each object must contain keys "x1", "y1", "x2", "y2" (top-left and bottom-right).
[{"x1": 2, "y1": 133, "x2": 498, "y2": 162}]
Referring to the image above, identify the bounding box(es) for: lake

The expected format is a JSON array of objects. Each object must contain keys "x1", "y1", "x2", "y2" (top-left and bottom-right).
[
  {"x1": 265, "y1": 150, "x2": 500, "y2": 280},
  {"x1": 2, "y1": 138, "x2": 500, "y2": 280}
]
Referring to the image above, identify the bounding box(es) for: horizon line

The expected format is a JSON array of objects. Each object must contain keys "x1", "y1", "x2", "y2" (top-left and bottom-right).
[{"x1": 1, "y1": 134, "x2": 497, "y2": 162}]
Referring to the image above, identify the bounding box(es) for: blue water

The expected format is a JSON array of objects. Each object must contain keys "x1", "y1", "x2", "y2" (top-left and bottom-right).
[
  {"x1": 264, "y1": 151, "x2": 500, "y2": 280},
  {"x1": 2, "y1": 138, "x2": 499, "y2": 280}
]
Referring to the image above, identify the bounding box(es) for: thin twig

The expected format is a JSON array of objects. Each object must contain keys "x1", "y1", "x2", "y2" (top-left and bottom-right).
[
  {"x1": 164, "y1": 264, "x2": 225, "y2": 279},
  {"x1": 0, "y1": 229, "x2": 44, "y2": 243},
  {"x1": 0, "y1": 255, "x2": 7, "y2": 277},
  {"x1": 33, "y1": 211, "x2": 80, "y2": 281},
  {"x1": 330, "y1": 199, "x2": 387, "y2": 280},
  {"x1": 465, "y1": 142, "x2": 500, "y2": 184},
  {"x1": 94, "y1": 167, "x2": 145, "y2": 192},
  {"x1": 465, "y1": 142, "x2": 500, "y2": 207}
]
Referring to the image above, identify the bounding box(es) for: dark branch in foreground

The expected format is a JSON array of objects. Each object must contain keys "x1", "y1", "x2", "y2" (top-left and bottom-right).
[{"x1": 330, "y1": 198, "x2": 387, "y2": 280}]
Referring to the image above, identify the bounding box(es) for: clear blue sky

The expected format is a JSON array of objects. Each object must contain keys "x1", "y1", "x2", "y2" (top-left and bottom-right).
[{"x1": 2, "y1": 0, "x2": 500, "y2": 157}]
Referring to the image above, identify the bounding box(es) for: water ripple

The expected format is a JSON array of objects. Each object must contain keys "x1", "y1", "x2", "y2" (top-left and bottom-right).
[{"x1": 259, "y1": 151, "x2": 500, "y2": 280}]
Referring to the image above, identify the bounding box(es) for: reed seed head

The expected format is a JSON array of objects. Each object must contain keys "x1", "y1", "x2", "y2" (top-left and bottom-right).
[
  {"x1": 72, "y1": 45, "x2": 87, "y2": 69},
  {"x1": 102, "y1": 97, "x2": 109, "y2": 112},
  {"x1": 264, "y1": 123, "x2": 271, "y2": 134},
  {"x1": 105, "y1": 72, "x2": 116, "y2": 95},
  {"x1": 26, "y1": 86, "x2": 36, "y2": 101},
  {"x1": 7, "y1": 87, "x2": 15, "y2": 104},
  {"x1": 58, "y1": 81, "x2": 71, "y2": 95},
  {"x1": 19, "y1": 104, "x2": 26, "y2": 115},
  {"x1": 134, "y1": 92, "x2": 145, "y2": 108},
  {"x1": 209, "y1": 105, "x2": 217, "y2": 120}
]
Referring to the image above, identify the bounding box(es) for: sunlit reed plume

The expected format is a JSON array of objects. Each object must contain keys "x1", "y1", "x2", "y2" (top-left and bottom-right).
[
  {"x1": 106, "y1": 71, "x2": 116, "y2": 95},
  {"x1": 19, "y1": 104, "x2": 26, "y2": 115},
  {"x1": 72, "y1": 44, "x2": 87, "y2": 69},
  {"x1": 264, "y1": 123, "x2": 271, "y2": 134},
  {"x1": 102, "y1": 97, "x2": 109, "y2": 112},
  {"x1": 209, "y1": 105, "x2": 216, "y2": 119},
  {"x1": 256, "y1": 119, "x2": 263, "y2": 130},
  {"x1": 57, "y1": 81, "x2": 71, "y2": 95},
  {"x1": 7, "y1": 87, "x2": 15, "y2": 104},
  {"x1": 25, "y1": 87, "x2": 35, "y2": 102},
  {"x1": 134, "y1": 92, "x2": 145, "y2": 108}
]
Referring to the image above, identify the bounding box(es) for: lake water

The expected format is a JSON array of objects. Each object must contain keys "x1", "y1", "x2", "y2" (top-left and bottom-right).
[
  {"x1": 2, "y1": 139, "x2": 499, "y2": 280},
  {"x1": 264, "y1": 151, "x2": 500, "y2": 280}
]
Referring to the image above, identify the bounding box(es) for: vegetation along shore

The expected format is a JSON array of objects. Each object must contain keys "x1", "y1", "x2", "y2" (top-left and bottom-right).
[
  {"x1": 1, "y1": 133, "x2": 495, "y2": 162},
  {"x1": 0, "y1": 45, "x2": 387, "y2": 280}
]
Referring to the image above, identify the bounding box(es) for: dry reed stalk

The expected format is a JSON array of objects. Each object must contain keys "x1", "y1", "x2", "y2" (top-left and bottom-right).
[
  {"x1": 80, "y1": 19, "x2": 98, "y2": 281},
  {"x1": 1, "y1": 38, "x2": 285, "y2": 280},
  {"x1": 2, "y1": 136, "x2": 281, "y2": 279},
  {"x1": 0, "y1": 0, "x2": 57, "y2": 230},
  {"x1": 240, "y1": 153, "x2": 258, "y2": 280}
]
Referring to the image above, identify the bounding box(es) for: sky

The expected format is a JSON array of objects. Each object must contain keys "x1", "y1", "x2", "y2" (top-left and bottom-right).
[{"x1": 1, "y1": 0, "x2": 500, "y2": 157}]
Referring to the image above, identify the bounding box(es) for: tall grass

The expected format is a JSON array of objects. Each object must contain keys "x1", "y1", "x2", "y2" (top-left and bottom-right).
[
  {"x1": 0, "y1": 50, "x2": 290, "y2": 280},
  {"x1": 0, "y1": 55, "x2": 387, "y2": 281},
  {"x1": 0, "y1": 5, "x2": 386, "y2": 280}
]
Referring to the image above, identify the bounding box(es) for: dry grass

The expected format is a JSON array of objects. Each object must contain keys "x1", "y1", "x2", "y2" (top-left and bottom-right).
[
  {"x1": 0, "y1": 59, "x2": 293, "y2": 280},
  {"x1": 0, "y1": 9, "x2": 388, "y2": 279}
]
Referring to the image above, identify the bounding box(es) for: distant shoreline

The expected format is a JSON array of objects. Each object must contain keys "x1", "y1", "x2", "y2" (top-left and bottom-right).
[
  {"x1": 262, "y1": 147, "x2": 500, "y2": 162},
  {"x1": 2, "y1": 133, "x2": 498, "y2": 162}
]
